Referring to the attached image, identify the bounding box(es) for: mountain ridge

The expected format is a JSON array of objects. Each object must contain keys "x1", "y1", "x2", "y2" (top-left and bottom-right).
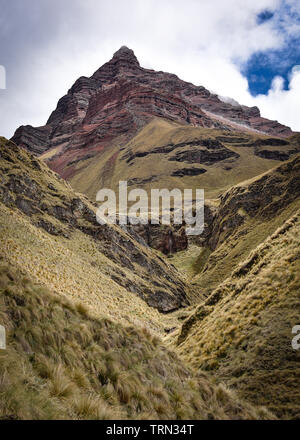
[{"x1": 12, "y1": 46, "x2": 293, "y2": 179}]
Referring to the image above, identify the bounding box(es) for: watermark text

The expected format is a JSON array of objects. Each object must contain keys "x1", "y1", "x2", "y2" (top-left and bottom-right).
[{"x1": 96, "y1": 181, "x2": 204, "y2": 236}]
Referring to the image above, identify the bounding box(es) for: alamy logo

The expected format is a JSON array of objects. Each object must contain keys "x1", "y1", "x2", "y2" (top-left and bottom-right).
[
  {"x1": 0, "y1": 325, "x2": 6, "y2": 350},
  {"x1": 96, "y1": 181, "x2": 204, "y2": 236},
  {"x1": 291, "y1": 325, "x2": 300, "y2": 350},
  {"x1": 0, "y1": 65, "x2": 6, "y2": 89}
]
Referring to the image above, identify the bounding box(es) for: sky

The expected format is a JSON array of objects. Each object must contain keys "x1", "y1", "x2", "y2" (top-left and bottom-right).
[{"x1": 0, "y1": 0, "x2": 299, "y2": 138}]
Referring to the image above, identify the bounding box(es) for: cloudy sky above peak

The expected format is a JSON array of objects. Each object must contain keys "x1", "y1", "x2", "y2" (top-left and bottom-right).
[{"x1": 0, "y1": 0, "x2": 299, "y2": 138}]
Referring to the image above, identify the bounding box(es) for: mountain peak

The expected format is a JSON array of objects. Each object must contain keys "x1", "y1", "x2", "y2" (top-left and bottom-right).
[
  {"x1": 112, "y1": 45, "x2": 140, "y2": 66},
  {"x1": 114, "y1": 45, "x2": 133, "y2": 53},
  {"x1": 12, "y1": 45, "x2": 294, "y2": 163}
]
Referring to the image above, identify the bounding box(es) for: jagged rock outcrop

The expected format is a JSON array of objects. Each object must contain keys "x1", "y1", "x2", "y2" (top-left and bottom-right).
[
  {"x1": 132, "y1": 223, "x2": 188, "y2": 254},
  {"x1": 123, "y1": 138, "x2": 239, "y2": 166},
  {"x1": 12, "y1": 125, "x2": 52, "y2": 155},
  {"x1": 12, "y1": 46, "x2": 293, "y2": 181},
  {"x1": 207, "y1": 154, "x2": 300, "y2": 250},
  {"x1": 169, "y1": 145, "x2": 239, "y2": 165},
  {"x1": 171, "y1": 167, "x2": 207, "y2": 177},
  {"x1": 254, "y1": 150, "x2": 290, "y2": 161}
]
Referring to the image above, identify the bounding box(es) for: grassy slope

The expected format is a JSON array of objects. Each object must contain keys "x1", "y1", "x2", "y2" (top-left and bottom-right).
[
  {"x1": 2, "y1": 128, "x2": 299, "y2": 419},
  {"x1": 67, "y1": 118, "x2": 299, "y2": 201},
  {"x1": 186, "y1": 154, "x2": 300, "y2": 296},
  {"x1": 176, "y1": 211, "x2": 300, "y2": 419},
  {"x1": 0, "y1": 137, "x2": 193, "y2": 333},
  {"x1": 0, "y1": 263, "x2": 273, "y2": 420},
  {"x1": 0, "y1": 137, "x2": 273, "y2": 420},
  {"x1": 168, "y1": 245, "x2": 208, "y2": 279}
]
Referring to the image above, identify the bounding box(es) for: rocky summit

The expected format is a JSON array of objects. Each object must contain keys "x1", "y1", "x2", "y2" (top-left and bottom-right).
[{"x1": 12, "y1": 46, "x2": 293, "y2": 182}]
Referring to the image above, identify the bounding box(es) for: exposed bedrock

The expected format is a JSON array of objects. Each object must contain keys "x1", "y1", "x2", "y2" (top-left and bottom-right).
[{"x1": 11, "y1": 46, "x2": 293, "y2": 173}]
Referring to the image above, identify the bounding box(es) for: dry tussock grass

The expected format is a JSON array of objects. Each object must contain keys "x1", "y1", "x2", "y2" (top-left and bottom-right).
[
  {"x1": 0, "y1": 264, "x2": 273, "y2": 420},
  {"x1": 177, "y1": 211, "x2": 300, "y2": 419}
]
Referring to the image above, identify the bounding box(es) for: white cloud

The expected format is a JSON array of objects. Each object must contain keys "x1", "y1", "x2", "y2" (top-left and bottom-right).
[
  {"x1": 250, "y1": 66, "x2": 300, "y2": 130},
  {"x1": 0, "y1": 0, "x2": 299, "y2": 138}
]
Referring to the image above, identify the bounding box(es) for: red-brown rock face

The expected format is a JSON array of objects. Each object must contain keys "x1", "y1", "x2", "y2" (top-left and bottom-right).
[{"x1": 12, "y1": 46, "x2": 293, "y2": 178}]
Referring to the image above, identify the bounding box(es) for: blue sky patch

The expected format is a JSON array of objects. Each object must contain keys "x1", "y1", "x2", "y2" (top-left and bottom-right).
[
  {"x1": 257, "y1": 10, "x2": 274, "y2": 25},
  {"x1": 243, "y1": 4, "x2": 300, "y2": 96}
]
